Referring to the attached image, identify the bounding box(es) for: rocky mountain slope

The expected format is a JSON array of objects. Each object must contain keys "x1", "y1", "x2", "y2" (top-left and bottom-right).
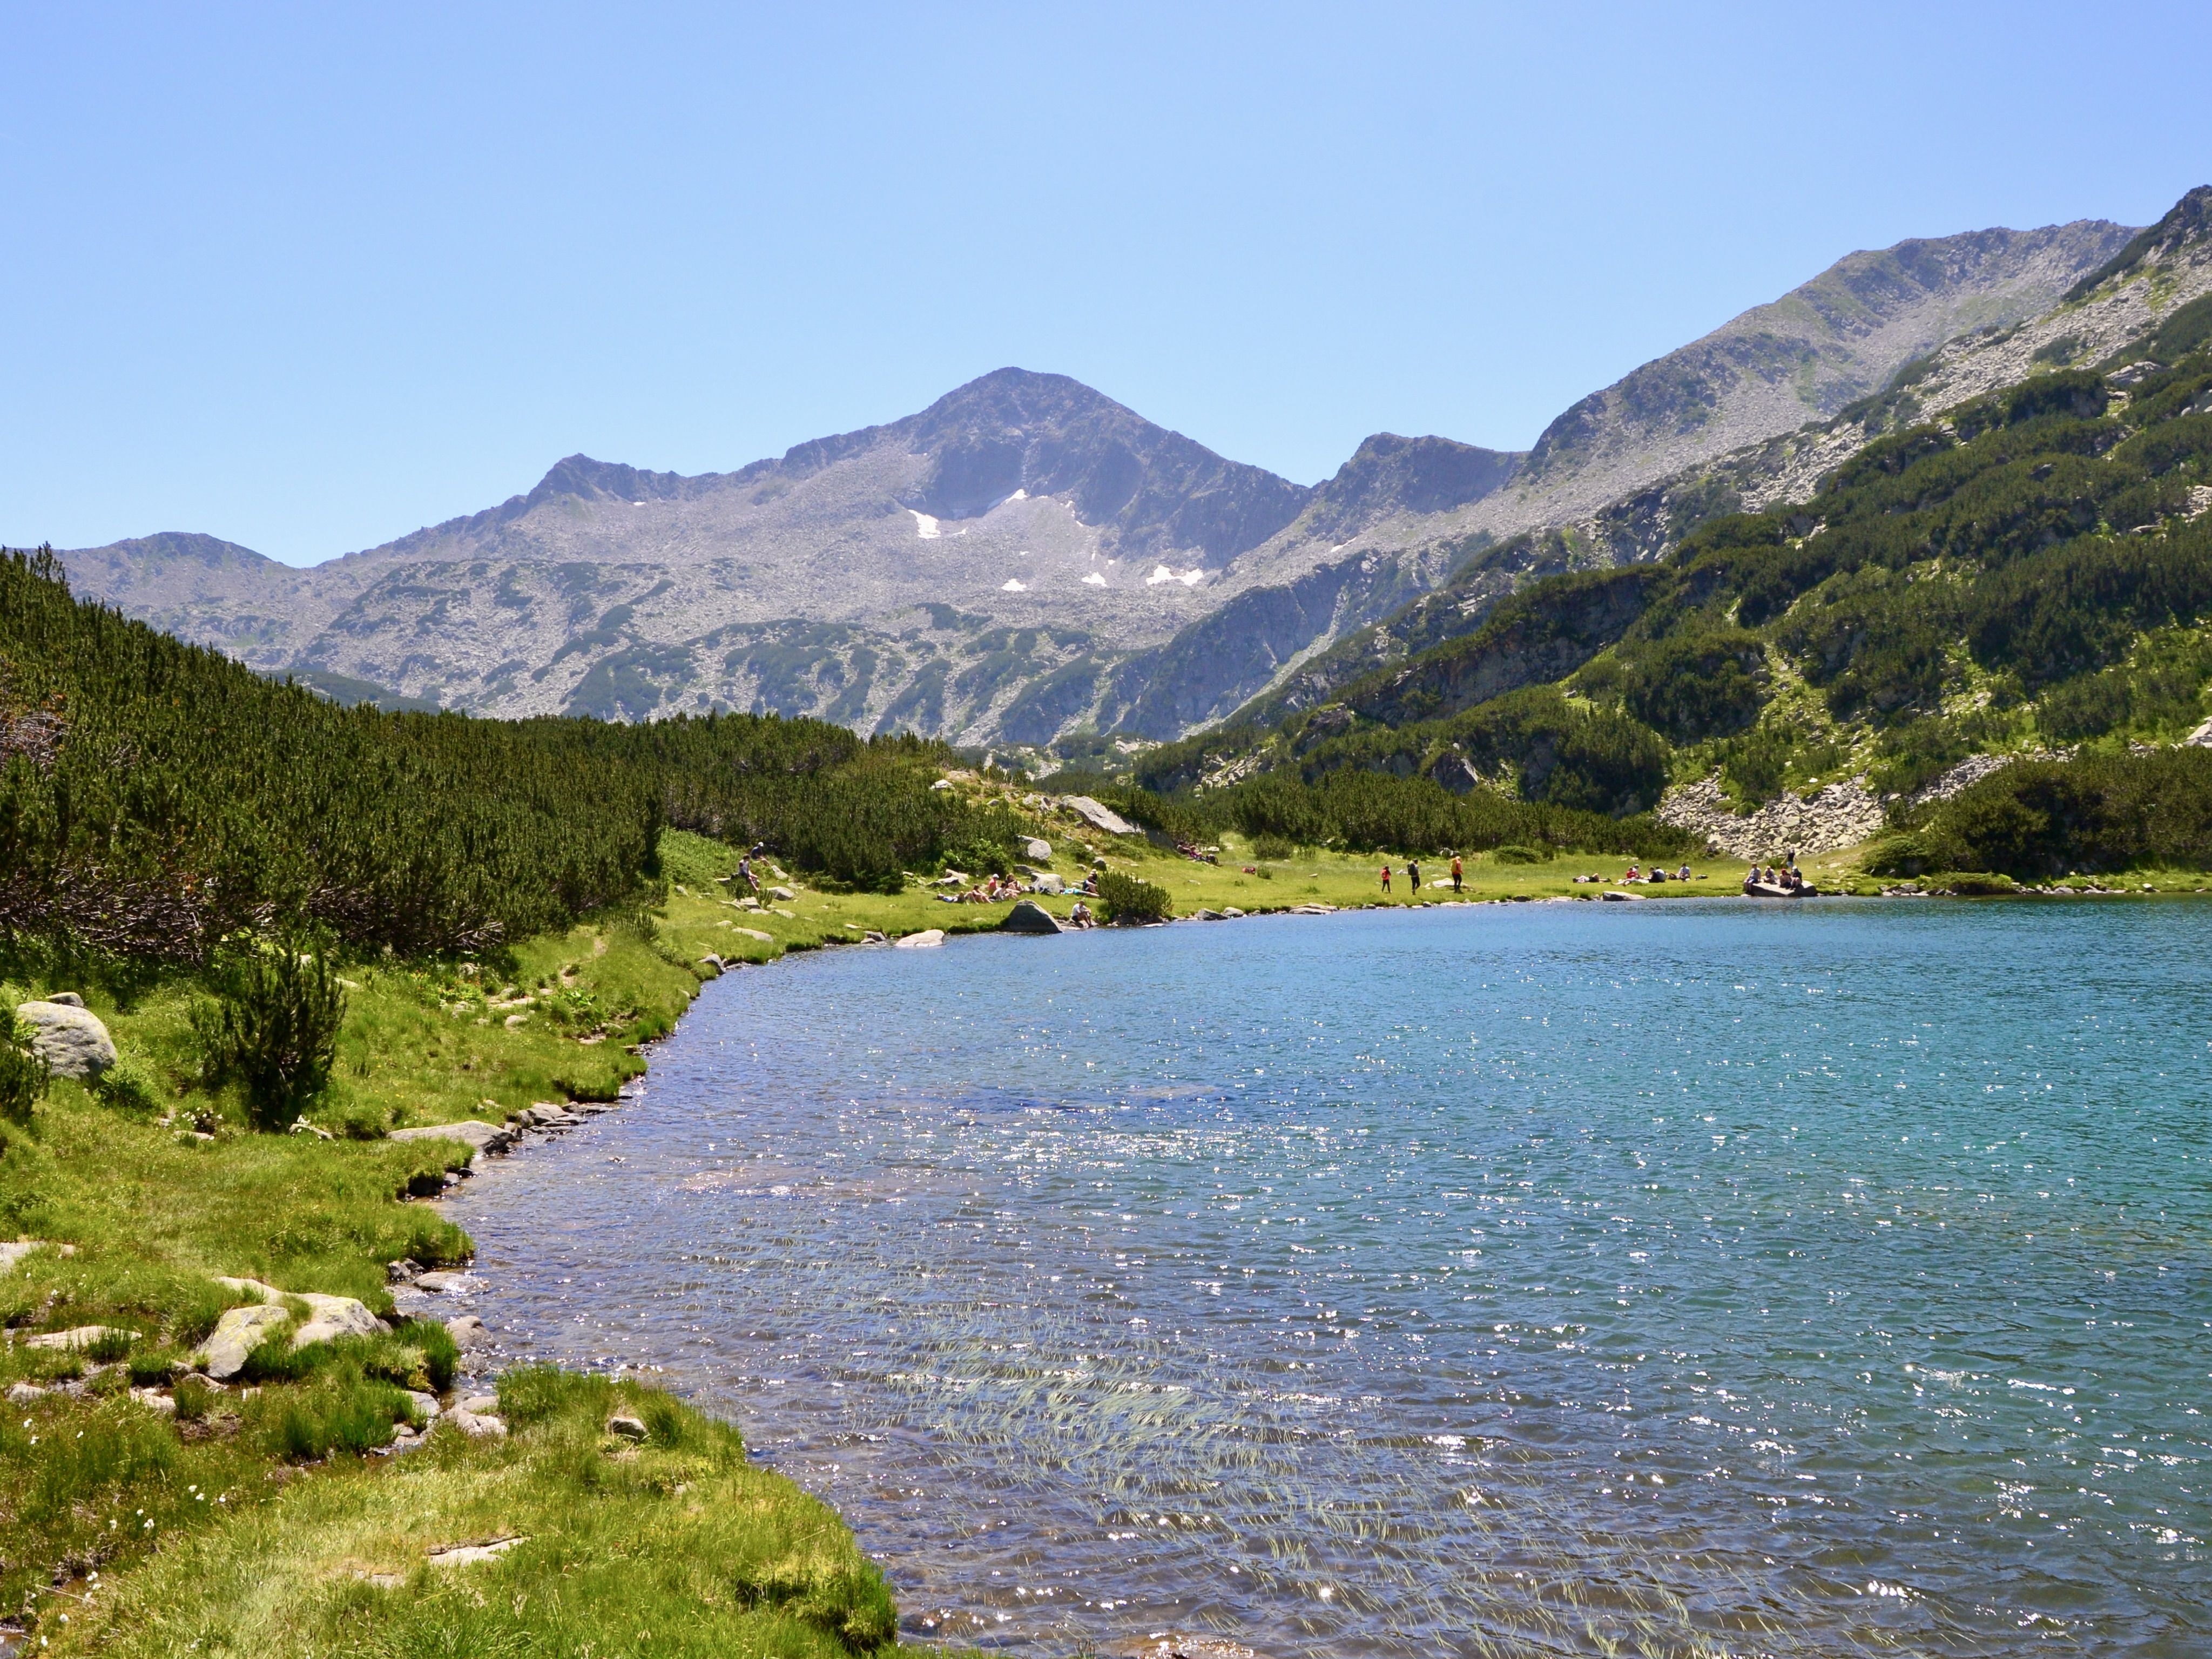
[
  {"x1": 1131, "y1": 186, "x2": 2212, "y2": 861},
  {"x1": 57, "y1": 214, "x2": 2135, "y2": 745}
]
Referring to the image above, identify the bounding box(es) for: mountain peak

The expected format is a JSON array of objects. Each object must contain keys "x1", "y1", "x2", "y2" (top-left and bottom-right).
[
  {"x1": 2063, "y1": 184, "x2": 2212, "y2": 301},
  {"x1": 1301, "y1": 434, "x2": 1523, "y2": 539},
  {"x1": 525, "y1": 454, "x2": 695, "y2": 508}
]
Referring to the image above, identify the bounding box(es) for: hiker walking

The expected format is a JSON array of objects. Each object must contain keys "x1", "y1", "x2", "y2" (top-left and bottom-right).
[
  {"x1": 1406, "y1": 857, "x2": 1422, "y2": 899},
  {"x1": 1451, "y1": 853, "x2": 1463, "y2": 894}
]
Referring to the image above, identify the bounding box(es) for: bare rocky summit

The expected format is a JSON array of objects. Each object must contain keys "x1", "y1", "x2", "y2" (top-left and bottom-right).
[{"x1": 57, "y1": 215, "x2": 2137, "y2": 745}]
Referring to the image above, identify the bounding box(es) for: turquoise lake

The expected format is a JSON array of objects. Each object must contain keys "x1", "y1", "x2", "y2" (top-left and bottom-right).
[{"x1": 449, "y1": 899, "x2": 2210, "y2": 1656}]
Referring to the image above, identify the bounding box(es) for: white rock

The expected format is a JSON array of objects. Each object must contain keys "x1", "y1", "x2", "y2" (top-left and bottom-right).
[
  {"x1": 0, "y1": 1240, "x2": 50, "y2": 1275},
  {"x1": 429, "y1": 1535, "x2": 523, "y2": 1566},
  {"x1": 1060, "y1": 795, "x2": 1139, "y2": 837},
  {"x1": 606, "y1": 1413, "x2": 648, "y2": 1441},
  {"x1": 12, "y1": 1002, "x2": 116, "y2": 1079},
  {"x1": 893, "y1": 929, "x2": 946, "y2": 949},
  {"x1": 7, "y1": 1381, "x2": 49, "y2": 1404},
  {"x1": 26, "y1": 1324, "x2": 133, "y2": 1352},
  {"x1": 447, "y1": 1407, "x2": 507, "y2": 1439},
  {"x1": 389, "y1": 1120, "x2": 516, "y2": 1158},
  {"x1": 446, "y1": 1314, "x2": 491, "y2": 1349},
  {"x1": 769, "y1": 885, "x2": 797, "y2": 901},
  {"x1": 1023, "y1": 838, "x2": 1052, "y2": 862},
  {"x1": 197, "y1": 1302, "x2": 292, "y2": 1379},
  {"x1": 130, "y1": 1386, "x2": 177, "y2": 1413},
  {"x1": 403, "y1": 1390, "x2": 440, "y2": 1421},
  {"x1": 199, "y1": 1278, "x2": 387, "y2": 1373}
]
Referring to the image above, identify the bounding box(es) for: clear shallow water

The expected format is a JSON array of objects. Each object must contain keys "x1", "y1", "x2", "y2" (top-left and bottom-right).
[{"x1": 448, "y1": 900, "x2": 2211, "y2": 1657}]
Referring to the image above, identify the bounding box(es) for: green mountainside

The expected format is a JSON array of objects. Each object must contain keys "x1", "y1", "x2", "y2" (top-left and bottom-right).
[{"x1": 1121, "y1": 192, "x2": 2212, "y2": 880}]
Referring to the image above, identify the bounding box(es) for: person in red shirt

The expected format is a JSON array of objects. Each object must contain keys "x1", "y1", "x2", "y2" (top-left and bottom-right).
[{"x1": 1380, "y1": 864, "x2": 1393, "y2": 895}]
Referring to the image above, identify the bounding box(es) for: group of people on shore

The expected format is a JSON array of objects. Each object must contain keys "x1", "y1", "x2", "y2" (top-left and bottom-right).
[
  {"x1": 1749, "y1": 859, "x2": 1811, "y2": 892},
  {"x1": 942, "y1": 868, "x2": 1102, "y2": 905},
  {"x1": 1623, "y1": 862, "x2": 1696, "y2": 884},
  {"x1": 1379, "y1": 854, "x2": 1466, "y2": 897}
]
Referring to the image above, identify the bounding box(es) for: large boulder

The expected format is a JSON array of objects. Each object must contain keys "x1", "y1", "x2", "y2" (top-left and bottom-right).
[
  {"x1": 1023, "y1": 838, "x2": 1052, "y2": 862},
  {"x1": 1000, "y1": 901, "x2": 1063, "y2": 935},
  {"x1": 893, "y1": 929, "x2": 946, "y2": 949},
  {"x1": 1061, "y1": 795, "x2": 1139, "y2": 837},
  {"x1": 196, "y1": 1277, "x2": 388, "y2": 1378},
  {"x1": 13, "y1": 1001, "x2": 116, "y2": 1080},
  {"x1": 195, "y1": 1303, "x2": 290, "y2": 1378}
]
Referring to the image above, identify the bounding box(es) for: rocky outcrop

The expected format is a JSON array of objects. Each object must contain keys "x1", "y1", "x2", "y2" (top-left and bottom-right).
[
  {"x1": 1658, "y1": 773, "x2": 1889, "y2": 859},
  {"x1": 13, "y1": 1000, "x2": 116, "y2": 1079}
]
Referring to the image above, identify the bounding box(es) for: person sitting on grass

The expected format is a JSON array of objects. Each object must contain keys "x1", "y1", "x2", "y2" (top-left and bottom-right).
[
  {"x1": 1624, "y1": 864, "x2": 1641, "y2": 883},
  {"x1": 1678, "y1": 864, "x2": 1692, "y2": 881}
]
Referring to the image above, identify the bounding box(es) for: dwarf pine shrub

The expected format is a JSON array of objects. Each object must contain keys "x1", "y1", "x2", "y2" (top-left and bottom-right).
[
  {"x1": 0, "y1": 1013, "x2": 50, "y2": 1128},
  {"x1": 1097, "y1": 871, "x2": 1172, "y2": 925},
  {"x1": 194, "y1": 938, "x2": 348, "y2": 1131}
]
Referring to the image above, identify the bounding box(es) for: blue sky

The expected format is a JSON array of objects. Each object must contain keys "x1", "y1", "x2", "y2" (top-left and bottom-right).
[{"x1": 3, "y1": 2, "x2": 2208, "y2": 566}]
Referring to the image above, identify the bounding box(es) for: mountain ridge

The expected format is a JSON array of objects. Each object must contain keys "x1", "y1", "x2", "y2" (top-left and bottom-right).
[{"x1": 54, "y1": 211, "x2": 2143, "y2": 745}]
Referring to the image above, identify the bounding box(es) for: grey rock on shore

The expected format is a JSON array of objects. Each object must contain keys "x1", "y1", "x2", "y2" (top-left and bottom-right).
[{"x1": 389, "y1": 1120, "x2": 518, "y2": 1159}]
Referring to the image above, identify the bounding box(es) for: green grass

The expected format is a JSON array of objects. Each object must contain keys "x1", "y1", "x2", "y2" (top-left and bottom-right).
[{"x1": 43, "y1": 1370, "x2": 899, "y2": 1658}]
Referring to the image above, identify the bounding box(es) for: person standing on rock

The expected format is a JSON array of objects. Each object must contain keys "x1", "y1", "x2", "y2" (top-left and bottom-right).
[{"x1": 1406, "y1": 858, "x2": 1422, "y2": 900}]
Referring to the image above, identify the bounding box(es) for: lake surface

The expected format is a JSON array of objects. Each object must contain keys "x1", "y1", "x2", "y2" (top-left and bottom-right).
[{"x1": 448, "y1": 899, "x2": 2210, "y2": 1657}]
